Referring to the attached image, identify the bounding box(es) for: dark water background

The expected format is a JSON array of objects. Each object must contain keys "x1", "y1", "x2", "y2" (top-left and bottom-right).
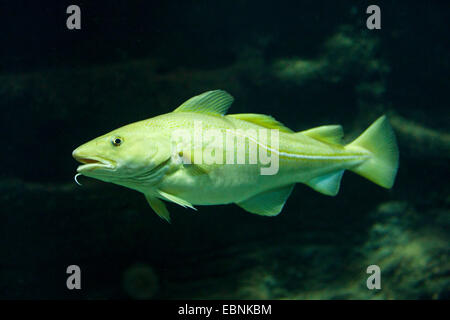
[{"x1": 0, "y1": 0, "x2": 448, "y2": 299}]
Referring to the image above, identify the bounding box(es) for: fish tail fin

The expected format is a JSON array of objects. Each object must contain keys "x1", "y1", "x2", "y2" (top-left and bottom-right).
[{"x1": 346, "y1": 115, "x2": 399, "y2": 188}]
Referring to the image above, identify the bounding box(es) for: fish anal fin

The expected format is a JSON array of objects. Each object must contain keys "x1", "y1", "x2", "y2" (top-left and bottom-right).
[
  {"x1": 173, "y1": 90, "x2": 233, "y2": 116},
  {"x1": 300, "y1": 125, "x2": 344, "y2": 145},
  {"x1": 145, "y1": 194, "x2": 171, "y2": 223},
  {"x1": 227, "y1": 113, "x2": 293, "y2": 133},
  {"x1": 306, "y1": 170, "x2": 344, "y2": 196},
  {"x1": 236, "y1": 184, "x2": 294, "y2": 216}
]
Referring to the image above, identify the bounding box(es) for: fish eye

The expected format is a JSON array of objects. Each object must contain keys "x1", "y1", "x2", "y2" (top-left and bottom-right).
[{"x1": 112, "y1": 136, "x2": 123, "y2": 146}]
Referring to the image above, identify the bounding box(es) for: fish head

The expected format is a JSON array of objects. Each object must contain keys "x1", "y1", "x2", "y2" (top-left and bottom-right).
[{"x1": 72, "y1": 122, "x2": 171, "y2": 185}]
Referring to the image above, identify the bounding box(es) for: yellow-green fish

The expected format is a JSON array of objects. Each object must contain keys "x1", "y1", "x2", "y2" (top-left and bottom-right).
[{"x1": 72, "y1": 90, "x2": 399, "y2": 222}]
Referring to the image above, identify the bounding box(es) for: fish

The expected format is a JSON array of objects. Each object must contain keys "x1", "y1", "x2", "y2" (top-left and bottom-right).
[{"x1": 72, "y1": 90, "x2": 399, "y2": 222}]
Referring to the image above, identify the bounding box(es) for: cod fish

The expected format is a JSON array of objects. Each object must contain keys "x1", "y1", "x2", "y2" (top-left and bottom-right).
[{"x1": 73, "y1": 90, "x2": 399, "y2": 222}]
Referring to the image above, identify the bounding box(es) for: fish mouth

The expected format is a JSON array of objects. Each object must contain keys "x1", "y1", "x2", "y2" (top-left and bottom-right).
[{"x1": 74, "y1": 156, "x2": 115, "y2": 172}]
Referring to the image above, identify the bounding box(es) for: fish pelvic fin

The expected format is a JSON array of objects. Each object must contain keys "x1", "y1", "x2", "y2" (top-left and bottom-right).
[
  {"x1": 158, "y1": 190, "x2": 196, "y2": 211},
  {"x1": 346, "y1": 115, "x2": 399, "y2": 188},
  {"x1": 145, "y1": 194, "x2": 171, "y2": 223}
]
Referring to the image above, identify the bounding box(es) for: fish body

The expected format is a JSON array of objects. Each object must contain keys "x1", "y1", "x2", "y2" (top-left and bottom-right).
[{"x1": 73, "y1": 90, "x2": 399, "y2": 221}]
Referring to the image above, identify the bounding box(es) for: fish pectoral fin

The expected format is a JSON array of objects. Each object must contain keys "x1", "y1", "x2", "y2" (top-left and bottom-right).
[
  {"x1": 158, "y1": 190, "x2": 197, "y2": 211},
  {"x1": 173, "y1": 90, "x2": 234, "y2": 116},
  {"x1": 178, "y1": 150, "x2": 211, "y2": 176},
  {"x1": 184, "y1": 163, "x2": 210, "y2": 176},
  {"x1": 236, "y1": 184, "x2": 294, "y2": 216},
  {"x1": 306, "y1": 170, "x2": 344, "y2": 196},
  {"x1": 145, "y1": 194, "x2": 171, "y2": 223},
  {"x1": 299, "y1": 125, "x2": 344, "y2": 145},
  {"x1": 227, "y1": 113, "x2": 293, "y2": 133}
]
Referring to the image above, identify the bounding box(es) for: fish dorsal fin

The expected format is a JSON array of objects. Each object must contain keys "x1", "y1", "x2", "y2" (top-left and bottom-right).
[
  {"x1": 173, "y1": 90, "x2": 234, "y2": 116},
  {"x1": 227, "y1": 113, "x2": 293, "y2": 133},
  {"x1": 158, "y1": 190, "x2": 196, "y2": 210},
  {"x1": 306, "y1": 170, "x2": 344, "y2": 196},
  {"x1": 145, "y1": 194, "x2": 171, "y2": 223},
  {"x1": 300, "y1": 125, "x2": 344, "y2": 145},
  {"x1": 236, "y1": 184, "x2": 294, "y2": 216}
]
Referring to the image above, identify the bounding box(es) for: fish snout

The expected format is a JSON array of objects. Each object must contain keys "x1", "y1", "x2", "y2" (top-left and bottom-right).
[
  {"x1": 72, "y1": 147, "x2": 116, "y2": 172},
  {"x1": 72, "y1": 146, "x2": 98, "y2": 164},
  {"x1": 72, "y1": 148, "x2": 81, "y2": 161},
  {"x1": 72, "y1": 148, "x2": 97, "y2": 164}
]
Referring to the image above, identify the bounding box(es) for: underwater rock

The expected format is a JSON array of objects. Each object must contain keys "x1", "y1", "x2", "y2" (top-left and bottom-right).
[
  {"x1": 236, "y1": 266, "x2": 287, "y2": 299},
  {"x1": 273, "y1": 59, "x2": 325, "y2": 86},
  {"x1": 122, "y1": 263, "x2": 159, "y2": 300},
  {"x1": 272, "y1": 26, "x2": 388, "y2": 85},
  {"x1": 286, "y1": 201, "x2": 449, "y2": 300},
  {"x1": 360, "y1": 201, "x2": 449, "y2": 299},
  {"x1": 389, "y1": 113, "x2": 450, "y2": 159}
]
